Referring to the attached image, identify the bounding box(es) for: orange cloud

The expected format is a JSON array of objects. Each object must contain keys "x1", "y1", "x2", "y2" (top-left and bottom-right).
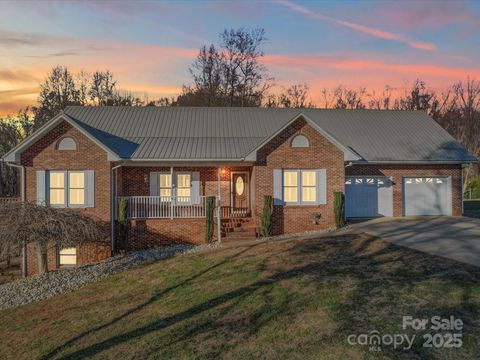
[{"x1": 277, "y1": 0, "x2": 436, "y2": 51}]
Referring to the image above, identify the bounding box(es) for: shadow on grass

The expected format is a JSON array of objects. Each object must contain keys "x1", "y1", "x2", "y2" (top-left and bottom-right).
[
  {"x1": 44, "y1": 234, "x2": 480, "y2": 359},
  {"x1": 41, "y1": 241, "x2": 262, "y2": 360}
]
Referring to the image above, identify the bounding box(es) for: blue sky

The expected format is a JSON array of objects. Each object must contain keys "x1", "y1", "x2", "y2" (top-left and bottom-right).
[{"x1": 1, "y1": 0, "x2": 479, "y2": 114}]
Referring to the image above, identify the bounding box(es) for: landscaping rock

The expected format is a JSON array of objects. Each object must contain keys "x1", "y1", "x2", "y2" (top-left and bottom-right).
[{"x1": 0, "y1": 242, "x2": 220, "y2": 311}]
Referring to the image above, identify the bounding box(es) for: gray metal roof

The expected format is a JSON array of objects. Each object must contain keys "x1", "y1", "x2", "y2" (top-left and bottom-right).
[{"x1": 62, "y1": 106, "x2": 477, "y2": 163}]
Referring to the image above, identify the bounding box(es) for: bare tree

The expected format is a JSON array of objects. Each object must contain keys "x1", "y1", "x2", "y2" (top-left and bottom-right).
[
  {"x1": 394, "y1": 79, "x2": 437, "y2": 112},
  {"x1": 333, "y1": 85, "x2": 366, "y2": 109},
  {"x1": 182, "y1": 28, "x2": 272, "y2": 107},
  {"x1": 0, "y1": 202, "x2": 105, "y2": 274},
  {"x1": 33, "y1": 66, "x2": 82, "y2": 128},
  {"x1": 189, "y1": 44, "x2": 223, "y2": 106},
  {"x1": 89, "y1": 71, "x2": 117, "y2": 106},
  {"x1": 367, "y1": 86, "x2": 393, "y2": 110},
  {"x1": 277, "y1": 83, "x2": 315, "y2": 108}
]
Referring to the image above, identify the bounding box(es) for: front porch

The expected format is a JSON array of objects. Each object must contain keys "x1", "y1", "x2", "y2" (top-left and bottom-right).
[{"x1": 114, "y1": 165, "x2": 255, "y2": 245}]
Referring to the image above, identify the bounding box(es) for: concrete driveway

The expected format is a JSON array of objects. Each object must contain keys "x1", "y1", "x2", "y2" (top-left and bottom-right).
[{"x1": 349, "y1": 216, "x2": 480, "y2": 267}]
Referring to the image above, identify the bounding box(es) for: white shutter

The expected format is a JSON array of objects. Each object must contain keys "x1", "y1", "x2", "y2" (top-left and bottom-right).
[
  {"x1": 273, "y1": 169, "x2": 284, "y2": 205},
  {"x1": 85, "y1": 170, "x2": 95, "y2": 207},
  {"x1": 317, "y1": 169, "x2": 327, "y2": 205},
  {"x1": 36, "y1": 170, "x2": 46, "y2": 205},
  {"x1": 191, "y1": 171, "x2": 200, "y2": 204},
  {"x1": 149, "y1": 172, "x2": 159, "y2": 196}
]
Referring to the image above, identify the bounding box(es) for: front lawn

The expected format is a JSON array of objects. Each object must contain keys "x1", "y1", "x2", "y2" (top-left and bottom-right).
[{"x1": 1, "y1": 233, "x2": 479, "y2": 359}]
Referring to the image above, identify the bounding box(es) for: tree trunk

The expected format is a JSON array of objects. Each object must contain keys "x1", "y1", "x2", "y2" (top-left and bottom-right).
[{"x1": 36, "y1": 242, "x2": 48, "y2": 274}]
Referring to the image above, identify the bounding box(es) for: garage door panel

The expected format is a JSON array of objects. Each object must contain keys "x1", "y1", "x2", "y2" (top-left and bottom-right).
[
  {"x1": 403, "y1": 177, "x2": 452, "y2": 216},
  {"x1": 345, "y1": 177, "x2": 393, "y2": 218}
]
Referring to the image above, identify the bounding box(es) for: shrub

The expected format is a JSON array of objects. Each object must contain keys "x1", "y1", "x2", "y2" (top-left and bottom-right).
[
  {"x1": 205, "y1": 196, "x2": 216, "y2": 242},
  {"x1": 261, "y1": 195, "x2": 273, "y2": 237},
  {"x1": 0, "y1": 202, "x2": 104, "y2": 274},
  {"x1": 117, "y1": 198, "x2": 129, "y2": 253},
  {"x1": 333, "y1": 192, "x2": 345, "y2": 229}
]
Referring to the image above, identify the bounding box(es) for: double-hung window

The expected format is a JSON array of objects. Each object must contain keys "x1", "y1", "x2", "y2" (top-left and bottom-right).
[
  {"x1": 159, "y1": 173, "x2": 172, "y2": 200},
  {"x1": 281, "y1": 169, "x2": 322, "y2": 205},
  {"x1": 46, "y1": 170, "x2": 92, "y2": 207},
  {"x1": 176, "y1": 173, "x2": 191, "y2": 202},
  {"x1": 152, "y1": 172, "x2": 199, "y2": 204}
]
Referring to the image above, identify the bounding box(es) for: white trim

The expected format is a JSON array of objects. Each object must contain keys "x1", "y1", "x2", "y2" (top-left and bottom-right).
[{"x1": 2, "y1": 113, "x2": 121, "y2": 162}]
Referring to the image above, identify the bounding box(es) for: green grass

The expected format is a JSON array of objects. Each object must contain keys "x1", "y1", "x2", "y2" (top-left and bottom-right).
[{"x1": 1, "y1": 234, "x2": 480, "y2": 359}]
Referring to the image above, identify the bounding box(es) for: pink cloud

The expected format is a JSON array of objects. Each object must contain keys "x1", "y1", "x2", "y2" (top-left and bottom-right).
[
  {"x1": 277, "y1": 0, "x2": 436, "y2": 51},
  {"x1": 263, "y1": 54, "x2": 480, "y2": 79}
]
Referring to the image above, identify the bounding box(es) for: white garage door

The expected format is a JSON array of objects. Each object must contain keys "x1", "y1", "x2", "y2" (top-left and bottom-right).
[
  {"x1": 345, "y1": 177, "x2": 393, "y2": 218},
  {"x1": 403, "y1": 177, "x2": 452, "y2": 216}
]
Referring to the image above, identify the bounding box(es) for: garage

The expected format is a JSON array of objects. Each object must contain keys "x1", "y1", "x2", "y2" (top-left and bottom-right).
[
  {"x1": 403, "y1": 177, "x2": 452, "y2": 216},
  {"x1": 345, "y1": 176, "x2": 393, "y2": 218}
]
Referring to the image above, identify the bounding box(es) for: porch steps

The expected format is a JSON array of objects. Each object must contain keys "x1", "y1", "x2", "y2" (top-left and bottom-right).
[{"x1": 221, "y1": 217, "x2": 257, "y2": 241}]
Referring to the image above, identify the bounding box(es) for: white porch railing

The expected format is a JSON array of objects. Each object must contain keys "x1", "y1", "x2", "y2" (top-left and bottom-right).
[{"x1": 117, "y1": 196, "x2": 213, "y2": 219}]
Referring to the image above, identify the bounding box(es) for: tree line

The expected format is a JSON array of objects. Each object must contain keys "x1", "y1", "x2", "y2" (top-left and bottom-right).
[{"x1": 0, "y1": 27, "x2": 479, "y2": 197}]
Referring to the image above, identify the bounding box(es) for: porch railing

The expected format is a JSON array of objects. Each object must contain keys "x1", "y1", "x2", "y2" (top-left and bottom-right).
[{"x1": 117, "y1": 196, "x2": 212, "y2": 219}]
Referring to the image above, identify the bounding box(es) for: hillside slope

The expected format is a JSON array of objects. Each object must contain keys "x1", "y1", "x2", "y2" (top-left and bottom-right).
[{"x1": 1, "y1": 233, "x2": 480, "y2": 359}]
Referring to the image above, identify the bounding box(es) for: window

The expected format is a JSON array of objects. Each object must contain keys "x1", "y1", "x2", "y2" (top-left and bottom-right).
[
  {"x1": 49, "y1": 171, "x2": 65, "y2": 205},
  {"x1": 69, "y1": 172, "x2": 85, "y2": 205},
  {"x1": 283, "y1": 170, "x2": 317, "y2": 204},
  {"x1": 156, "y1": 172, "x2": 194, "y2": 203},
  {"x1": 48, "y1": 171, "x2": 88, "y2": 207},
  {"x1": 301, "y1": 171, "x2": 316, "y2": 202},
  {"x1": 177, "y1": 173, "x2": 191, "y2": 202},
  {"x1": 59, "y1": 247, "x2": 76, "y2": 267},
  {"x1": 291, "y1": 134, "x2": 310, "y2": 148},
  {"x1": 159, "y1": 173, "x2": 172, "y2": 199},
  {"x1": 283, "y1": 171, "x2": 298, "y2": 203},
  {"x1": 56, "y1": 137, "x2": 77, "y2": 151}
]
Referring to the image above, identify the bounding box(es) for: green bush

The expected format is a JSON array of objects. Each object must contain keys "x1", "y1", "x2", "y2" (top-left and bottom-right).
[
  {"x1": 205, "y1": 196, "x2": 216, "y2": 242},
  {"x1": 261, "y1": 195, "x2": 273, "y2": 237},
  {"x1": 117, "y1": 198, "x2": 129, "y2": 253},
  {"x1": 333, "y1": 192, "x2": 345, "y2": 229}
]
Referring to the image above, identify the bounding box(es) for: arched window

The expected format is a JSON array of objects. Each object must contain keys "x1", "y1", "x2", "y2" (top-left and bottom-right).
[
  {"x1": 291, "y1": 134, "x2": 310, "y2": 148},
  {"x1": 57, "y1": 137, "x2": 77, "y2": 151}
]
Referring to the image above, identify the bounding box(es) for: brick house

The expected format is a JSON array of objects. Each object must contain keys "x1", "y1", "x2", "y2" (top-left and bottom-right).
[{"x1": 3, "y1": 107, "x2": 477, "y2": 275}]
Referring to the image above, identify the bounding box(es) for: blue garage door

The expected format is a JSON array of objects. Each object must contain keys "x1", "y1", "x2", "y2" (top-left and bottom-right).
[{"x1": 345, "y1": 177, "x2": 393, "y2": 218}]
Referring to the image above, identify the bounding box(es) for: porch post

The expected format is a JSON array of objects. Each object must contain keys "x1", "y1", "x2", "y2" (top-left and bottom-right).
[
  {"x1": 217, "y1": 166, "x2": 222, "y2": 242},
  {"x1": 170, "y1": 166, "x2": 174, "y2": 219}
]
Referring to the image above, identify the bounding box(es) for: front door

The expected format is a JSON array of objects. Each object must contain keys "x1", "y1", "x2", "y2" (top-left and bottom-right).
[{"x1": 232, "y1": 172, "x2": 249, "y2": 212}]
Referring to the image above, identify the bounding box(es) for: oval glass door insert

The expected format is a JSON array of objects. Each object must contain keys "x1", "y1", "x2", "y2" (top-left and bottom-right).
[{"x1": 236, "y1": 177, "x2": 245, "y2": 196}]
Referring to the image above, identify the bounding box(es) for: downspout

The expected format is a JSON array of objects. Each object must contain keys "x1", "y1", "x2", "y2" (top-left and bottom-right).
[
  {"x1": 6, "y1": 162, "x2": 26, "y2": 277},
  {"x1": 217, "y1": 166, "x2": 222, "y2": 242},
  {"x1": 110, "y1": 163, "x2": 123, "y2": 254},
  {"x1": 343, "y1": 162, "x2": 353, "y2": 223}
]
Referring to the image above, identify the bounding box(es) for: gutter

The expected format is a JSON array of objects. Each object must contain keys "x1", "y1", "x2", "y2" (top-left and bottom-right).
[{"x1": 5, "y1": 162, "x2": 27, "y2": 278}]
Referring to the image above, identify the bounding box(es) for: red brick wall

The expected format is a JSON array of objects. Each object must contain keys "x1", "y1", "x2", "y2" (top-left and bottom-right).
[
  {"x1": 346, "y1": 164, "x2": 463, "y2": 216},
  {"x1": 25, "y1": 242, "x2": 111, "y2": 276},
  {"x1": 129, "y1": 219, "x2": 209, "y2": 248},
  {"x1": 20, "y1": 120, "x2": 112, "y2": 275},
  {"x1": 253, "y1": 118, "x2": 345, "y2": 234},
  {"x1": 117, "y1": 166, "x2": 250, "y2": 246}
]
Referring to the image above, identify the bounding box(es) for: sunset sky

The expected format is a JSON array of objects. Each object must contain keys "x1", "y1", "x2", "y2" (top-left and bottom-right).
[{"x1": 1, "y1": 0, "x2": 480, "y2": 115}]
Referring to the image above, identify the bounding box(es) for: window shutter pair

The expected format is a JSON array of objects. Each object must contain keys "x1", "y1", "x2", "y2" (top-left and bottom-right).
[
  {"x1": 273, "y1": 169, "x2": 327, "y2": 205},
  {"x1": 36, "y1": 170, "x2": 94, "y2": 207},
  {"x1": 149, "y1": 171, "x2": 200, "y2": 204}
]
